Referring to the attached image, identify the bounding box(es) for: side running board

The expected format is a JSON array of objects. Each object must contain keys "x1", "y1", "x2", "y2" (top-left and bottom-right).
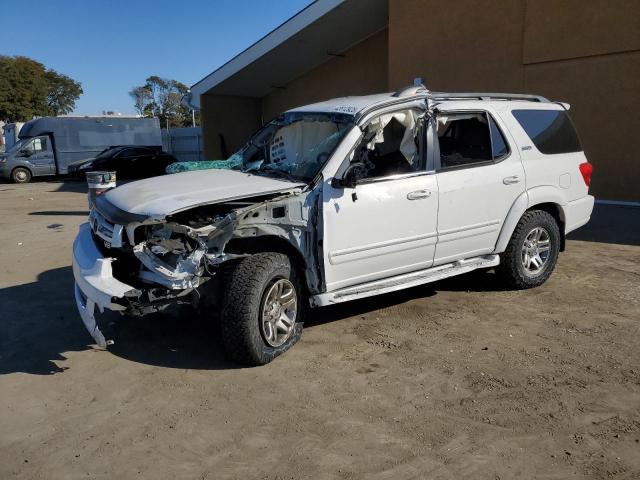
[{"x1": 310, "y1": 255, "x2": 499, "y2": 307}]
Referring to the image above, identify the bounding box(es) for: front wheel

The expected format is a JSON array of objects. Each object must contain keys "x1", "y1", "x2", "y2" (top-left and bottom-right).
[
  {"x1": 220, "y1": 253, "x2": 304, "y2": 365},
  {"x1": 496, "y1": 210, "x2": 561, "y2": 289},
  {"x1": 11, "y1": 167, "x2": 32, "y2": 183}
]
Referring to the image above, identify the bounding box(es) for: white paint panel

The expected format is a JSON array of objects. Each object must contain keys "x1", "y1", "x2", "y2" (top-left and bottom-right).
[
  {"x1": 323, "y1": 174, "x2": 439, "y2": 291},
  {"x1": 434, "y1": 107, "x2": 526, "y2": 264}
]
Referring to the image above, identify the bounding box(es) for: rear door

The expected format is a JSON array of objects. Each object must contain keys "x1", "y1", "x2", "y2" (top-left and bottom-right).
[{"x1": 434, "y1": 108, "x2": 525, "y2": 265}]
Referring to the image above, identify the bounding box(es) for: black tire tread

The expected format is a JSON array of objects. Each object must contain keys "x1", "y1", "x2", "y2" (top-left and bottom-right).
[
  {"x1": 496, "y1": 210, "x2": 560, "y2": 290},
  {"x1": 220, "y1": 252, "x2": 303, "y2": 366}
]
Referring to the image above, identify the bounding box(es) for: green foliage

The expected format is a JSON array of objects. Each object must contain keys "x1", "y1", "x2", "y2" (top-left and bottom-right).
[
  {"x1": 129, "y1": 76, "x2": 197, "y2": 128},
  {"x1": 0, "y1": 56, "x2": 83, "y2": 121},
  {"x1": 45, "y1": 70, "x2": 83, "y2": 116}
]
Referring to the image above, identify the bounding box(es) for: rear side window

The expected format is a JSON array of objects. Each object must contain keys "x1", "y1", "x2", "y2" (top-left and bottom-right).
[
  {"x1": 437, "y1": 112, "x2": 510, "y2": 169},
  {"x1": 512, "y1": 109, "x2": 581, "y2": 154}
]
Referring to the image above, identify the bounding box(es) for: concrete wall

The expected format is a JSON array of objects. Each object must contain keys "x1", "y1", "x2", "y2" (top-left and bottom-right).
[
  {"x1": 261, "y1": 28, "x2": 389, "y2": 121},
  {"x1": 388, "y1": 0, "x2": 640, "y2": 201}
]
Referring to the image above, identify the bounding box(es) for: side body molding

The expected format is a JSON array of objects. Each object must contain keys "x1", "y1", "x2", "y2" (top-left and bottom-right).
[{"x1": 493, "y1": 186, "x2": 567, "y2": 254}]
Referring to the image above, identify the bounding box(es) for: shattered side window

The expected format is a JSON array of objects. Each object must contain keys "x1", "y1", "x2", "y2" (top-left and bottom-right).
[{"x1": 351, "y1": 109, "x2": 424, "y2": 180}]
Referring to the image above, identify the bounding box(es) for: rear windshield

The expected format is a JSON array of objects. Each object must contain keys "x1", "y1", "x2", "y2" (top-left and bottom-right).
[{"x1": 512, "y1": 109, "x2": 581, "y2": 155}]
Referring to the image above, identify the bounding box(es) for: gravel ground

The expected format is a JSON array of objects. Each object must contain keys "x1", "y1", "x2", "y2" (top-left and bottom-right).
[{"x1": 1, "y1": 180, "x2": 639, "y2": 479}]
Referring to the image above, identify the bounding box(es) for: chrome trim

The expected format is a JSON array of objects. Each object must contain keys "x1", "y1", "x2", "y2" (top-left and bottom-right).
[
  {"x1": 355, "y1": 170, "x2": 436, "y2": 186},
  {"x1": 89, "y1": 209, "x2": 124, "y2": 248},
  {"x1": 438, "y1": 219, "x2": 501, "y2": 237},
  {"x1": 329, "y1": 231, "x2": 437, "y2": 261}
]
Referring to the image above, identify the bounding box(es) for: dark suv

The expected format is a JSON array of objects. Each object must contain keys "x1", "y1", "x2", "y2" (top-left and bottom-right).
[{"x1": 68, "y1": 146, "x2": 177, "y2": 179}]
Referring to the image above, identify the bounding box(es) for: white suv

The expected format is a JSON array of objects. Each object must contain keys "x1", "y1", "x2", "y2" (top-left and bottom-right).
[{"x1": 72, "y1": 86, "x2": 594, "y2": 365}]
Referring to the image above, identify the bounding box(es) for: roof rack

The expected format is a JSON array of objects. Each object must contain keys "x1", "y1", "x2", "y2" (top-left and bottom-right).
[
  {"x1": 392, "y1": 84, "x2": 429, "y2": 98},
  {"x1": 430, "y1": 92, "x2": 550, "y2": 103}
]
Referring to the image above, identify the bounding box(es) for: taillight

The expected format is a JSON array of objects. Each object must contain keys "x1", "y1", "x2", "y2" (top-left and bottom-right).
[{"x1": 579, "y1": 162, "x2": 593, "y2": 187}]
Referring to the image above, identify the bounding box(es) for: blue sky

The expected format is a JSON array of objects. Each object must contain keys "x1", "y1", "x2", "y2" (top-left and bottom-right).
[{"x1": 3, "y1": 0, "x2": 312, "y2": 115}]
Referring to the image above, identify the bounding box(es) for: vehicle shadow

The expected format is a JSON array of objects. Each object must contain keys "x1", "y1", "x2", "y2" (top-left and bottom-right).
[
  {"x1": 0, "y1": 264, "x2": 514, "y2": 375},
  {"x1": 305, "y1": 284, "x2": 438, "y2": 327},
  {"x1": 0, "y1": 265, "x2": 239, "y2": 375},
  {"x1": 567, "y1": 203, "x2": 640, "y2": 246},
  {"x1": 430, "y1": 269, "x2": 509, "y2": 293},
  {"x1": 0, "y1": 266, "x2": 91, "y2": 375}
]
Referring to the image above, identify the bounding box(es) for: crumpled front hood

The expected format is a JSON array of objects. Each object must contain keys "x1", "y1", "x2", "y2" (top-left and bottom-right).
[{"x1": 102, "y1": 168, "x2": 304, "y2": 219}]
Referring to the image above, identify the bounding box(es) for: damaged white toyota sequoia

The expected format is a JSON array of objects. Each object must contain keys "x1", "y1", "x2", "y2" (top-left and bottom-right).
[{"x1": 73, "y1": 86, "x2": 594, "y2": 365}]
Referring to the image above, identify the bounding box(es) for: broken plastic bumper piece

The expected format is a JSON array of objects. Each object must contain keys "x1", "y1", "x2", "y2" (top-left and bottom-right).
[{"x1": 72, "y1": 223, "x2": 139, "y2": 347}]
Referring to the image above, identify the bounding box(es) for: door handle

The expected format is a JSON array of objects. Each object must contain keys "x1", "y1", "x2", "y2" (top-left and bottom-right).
[
  {"x1": 407, "y1": 189, "x2": 432, "y2": 200},
  {"x1": 503, "y1": 175, "x2": 520, "y2": 185}
]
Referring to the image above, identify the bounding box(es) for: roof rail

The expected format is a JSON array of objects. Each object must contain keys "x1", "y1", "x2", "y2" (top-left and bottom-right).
[{"x1": 430, "y1": 92, "x2": 549, "y2": 103}]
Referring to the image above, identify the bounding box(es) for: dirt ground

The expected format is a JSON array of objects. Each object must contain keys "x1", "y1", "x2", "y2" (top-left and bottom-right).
[{"x1": 1, "y1": 180, "x2": 639, "y2": 479}]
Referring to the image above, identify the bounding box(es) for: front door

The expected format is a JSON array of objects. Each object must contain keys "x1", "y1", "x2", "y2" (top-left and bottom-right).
[
  {"x1": 26, "y1": 136, "x2": 55, "y2": 175},
  {"x1": 433, "y1": 109, "x2": 525, "y2": 265},
  {"x1": 322, "y1": 107, "x2": 439, "y2": 292}
]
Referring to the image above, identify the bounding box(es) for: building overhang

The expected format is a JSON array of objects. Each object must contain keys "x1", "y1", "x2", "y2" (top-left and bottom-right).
[{"x1": 189, "y1": 0, "x2": 388, "y2": 108}]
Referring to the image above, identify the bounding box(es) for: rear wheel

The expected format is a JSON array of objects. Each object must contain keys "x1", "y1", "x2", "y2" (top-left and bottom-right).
[
  {"x1": 220, "y1": 253, "x2": 304, "y2": 365},
  {"x1": 11, "y1": 167, "x2": 32, "y2": 183},
  {"x1": 496, "y1": 210, "x2": 560, "y2": 289}
]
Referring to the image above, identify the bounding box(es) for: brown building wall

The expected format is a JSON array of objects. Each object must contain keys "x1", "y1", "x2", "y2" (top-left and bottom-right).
[
  {"x1": 201, "y1": 29, "x2": 388, "y2": 160},
  {"x1": 388, "y1": 0, "x2": 640, "y2": 201},
  {"x1": 388, "y1": 0, "x2": 526, "y2": 92},
  {"x1": 261, "y1": 28, "x2": 389, "y2": 121},
  {"x1": 201, "y1": 94, "x2": 262, "y2": 160},
  {"x1": 200, "y1": 0, "x2": 639, "y2": 200}
]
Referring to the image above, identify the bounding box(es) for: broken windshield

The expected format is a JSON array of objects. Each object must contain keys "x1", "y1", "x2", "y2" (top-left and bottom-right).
[{"x1": 237, "y1": 112, "x2": 354, "y2": 183}]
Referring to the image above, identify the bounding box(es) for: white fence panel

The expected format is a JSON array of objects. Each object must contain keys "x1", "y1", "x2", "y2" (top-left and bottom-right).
[{"x1": 162, "y1": 127, "x2": 203, "y2": 162}]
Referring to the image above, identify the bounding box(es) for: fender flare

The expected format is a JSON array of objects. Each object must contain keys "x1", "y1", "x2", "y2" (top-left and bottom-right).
[{"x1": 494, "y1": 186, "x2": 567, "y2": 253}]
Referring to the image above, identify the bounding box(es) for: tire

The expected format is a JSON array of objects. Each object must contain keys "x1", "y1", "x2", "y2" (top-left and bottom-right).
[
  {"x1": 496, "y1": 210, "x2": 561, "y2": 289},
  {"x1": 12, "y1": 167, "x2": 32, "y2": 183},
  {"x1": 220, "y1": 252, "x2": 304, "y2": 365}
]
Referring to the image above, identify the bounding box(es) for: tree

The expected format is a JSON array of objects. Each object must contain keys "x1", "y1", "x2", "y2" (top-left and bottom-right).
[
  {"x1": 0, "y1": 56, "x2": 82, "y2": 122},
  {"x1": 129, "y1": 76, "x2": 197, "y2": 128},
  {"x1": 129, "y1": 85, "x2": 153, "y2": 117},
  {"x1": 45, "y1": 70, "x2": 83, "y2": 116}
]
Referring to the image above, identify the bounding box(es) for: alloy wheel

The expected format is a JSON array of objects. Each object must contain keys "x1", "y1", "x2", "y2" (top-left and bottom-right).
[
  {"x1": 521, "y1": 227, "x2": 551, "y2": 275},
  {"x1": 260, "y1": 278, "x2": 297, "y2": 347}
]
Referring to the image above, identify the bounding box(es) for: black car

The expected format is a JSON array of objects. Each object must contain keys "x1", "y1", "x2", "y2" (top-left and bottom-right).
[{"x1": 68, "y1": 146, "x2": 177, "y2": 179}]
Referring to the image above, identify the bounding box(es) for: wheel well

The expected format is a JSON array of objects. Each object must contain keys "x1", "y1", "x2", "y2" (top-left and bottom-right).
[
  {"x1": 527, "y1": 202, "x2": 565, "y2": 251},
  {"x1": 224, "y1": 236, "x2": 309, "y2": 291}
]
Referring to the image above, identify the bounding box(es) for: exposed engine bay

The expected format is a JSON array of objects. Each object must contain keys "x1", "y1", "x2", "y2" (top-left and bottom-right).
[{"x1": 90, "y1": 188, "x2": 321, "y2": 316}]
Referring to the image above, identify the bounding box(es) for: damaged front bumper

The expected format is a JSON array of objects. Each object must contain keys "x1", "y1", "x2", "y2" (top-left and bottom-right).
[{"x1": 72, "y1": 223, "x2": 140, "y2": 346}]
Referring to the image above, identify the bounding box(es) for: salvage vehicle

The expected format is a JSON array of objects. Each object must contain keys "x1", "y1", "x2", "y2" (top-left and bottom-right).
[
  {"x1": 72, "y1": 86, "x2": 594, "y2": 365},
  {"x1": 68, "y1": 146, "x2": 177, "y2": 179},
  {"x1": 0, "y1": 116, "x2": 161, "y2": 183}
]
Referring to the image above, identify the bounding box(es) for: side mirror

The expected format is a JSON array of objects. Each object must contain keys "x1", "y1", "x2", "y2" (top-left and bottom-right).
[
  {"x1": 18, "y1": 149, "x2": 32, "y2": 157},
  {"x1": 331, "y1": 162, "x2": 366, "y2": 189}
]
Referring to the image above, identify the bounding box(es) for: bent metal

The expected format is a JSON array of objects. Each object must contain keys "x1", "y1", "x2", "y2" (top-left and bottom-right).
[{"x1": 72, "y1": 86, "x2": 595, "y2": 365}]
